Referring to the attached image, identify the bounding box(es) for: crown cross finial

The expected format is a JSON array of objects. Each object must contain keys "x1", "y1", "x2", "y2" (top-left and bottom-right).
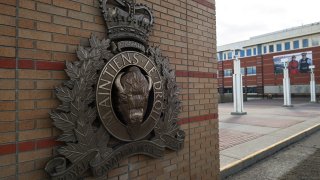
[{"x1": 130, "y1": 0, "x2": 135, "y2": 18}]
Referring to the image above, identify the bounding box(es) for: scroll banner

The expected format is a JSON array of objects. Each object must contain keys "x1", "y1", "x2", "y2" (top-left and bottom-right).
[
  {"x1": 45, "y1": 136, "x2": 184, "y2": 179},
  {"x1": 273, "y1": 51, "x2": 313, "y2": 74}
]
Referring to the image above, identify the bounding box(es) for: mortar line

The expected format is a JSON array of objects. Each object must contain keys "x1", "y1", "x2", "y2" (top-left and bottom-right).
[
  {"x1": 15, "y1": 0, "x2": 20, "y2": 179},
  {"x1": 185, "y1": 1, "x2": 191, "y2": 179}
]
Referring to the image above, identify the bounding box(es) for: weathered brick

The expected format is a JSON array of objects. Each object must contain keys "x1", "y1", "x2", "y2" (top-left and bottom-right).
[
  {"x1": 0, "y1": 70, "x2": 15, "y2": 80},
  {"x1": 68, "y1": 27, "x2": 92, "y2": 38},
  {"x1": 36, "y1": 41, "x2": 67, "y2": 52},
  {"x1": 19, "y1": 100, "x2": 35, "y2": 110},
  {"x1": 0, "y1": 90, "x2": 15, "y2": 100},
  {"x1": 19, "y1": 18, "x2": 35, "y2": 29},
  {"x1": 82, "y1": 21, "x2": 105, "y2": 32},
  {"x1": 18, "y1": 161, "x2": 35, "y2": 174},
  {"x1": 19, "y1": 8, "x2": 51, "y2": 22},
  {"x1": 52, "y1": 52, "x2": 76, "y2": 62},
  {"x1": 18, "y1": 49, "x2": 52, "y2": 60},
  {"x1": 34, "y1": 0, "x2": 52, "y2": 4},
  {"x1": 0, "y1": 36, "x2": 15, "y2": 47},
  {"x1": 53, "y1": 34, "x2": 80, "y2": 45},
  {"x1": 0, "y1": 102, "x2": 15, "y2": 111},
  {"x1": 20, "y1": 0, "x2": 36, "y2": 10},
  {"x1": 18, "y1": 148, "x2": 52, "y2": 162},
  {"x1": 37, "y1": 3, "x2": 67, "y2": 16},
  {"x1": 0, "y1": 25, "x2": 16, "y2": 36},
  {"x1": 108, "y1": 166, "x2": 128, "y2": 177},
  {"x1": 81, "y1": 4, "x2": 100, "y2": 15},
  {"x1": 19, "y1": 128, "x2": 52, "y2": 141},
  {"x1": 18, "y1": 39, "x2": 34, "y2": 48},
  {"x1": 53, "y1": 16, "x2": 81, "y2": 28},
  {"x1": 53, "y1": 0, "x2": 81, "y2": 11},
  {"x1": 0, "y1": 132, "x2": 15, "y2": 143},
  {"x1": 0, "y1": 3, "x2": 16, "y2": 16},
  {"x1": 36, "y1": 80, "x2": 62, "y2": 89},
  {"x1": 19, "y1": 29, "x2": 52, "y2": 41},
  {"x1": 36, "y1": 119, "x2": 52, "y2": 128},
  {"x1": 0, "y1": 122, "x2": 16, "y2": 133},
  {"x1": 36, "y1": 22, "x2": 67, "y2": 34},
  {"x1": 18, "y1": 70, "x2": 51, "y2": 80},
  {"x1": 19, "y1": 169, "x2": 48, "y2": 180},
  {"x1": 68, "y1": 10, "x2": 94, "y2": 22},
  {"x1": 19, "y1": 80, "x2": 35, "y2": 90},
  {"x1": 0, "y1": 165, "x2": 16, "y2": 178},
  {"x1": 19, "y1": 90, "x2": 52, "y2": 100},
  {"x1": 19, "y1": 120, "x2": 35, "y2": 130},
  {"x1": 0, "y1": 154, "x2": 16, "y2": 166},
  {"x1": 0, "y1": 79, "x2": 15, "y2": 89},
  {"x1": 0, "y1": 15, "x2": 15, "y2": 26}
]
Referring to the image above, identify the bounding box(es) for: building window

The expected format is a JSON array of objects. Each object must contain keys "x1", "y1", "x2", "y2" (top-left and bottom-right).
[
  {"x1": 224, "y1": 69, "x2": 232, "y2": 77},
  {"x1": 293, "y1": 40, "x2": 299, "y2": 49},
  {"x1": 224, "y1": 88, "x2": 233, "y2": 93},
  {"x1": 257, "y1": 45, "x2": 262, "y2": 55},
  {"x1": 246, "y1": 49, "x2": 252, "y2": 56},
  {"x1": 269, "y1": 45, "x2": 274, "y2": 53},
  {"x1": 241, "y1": 68, "x2": 245, "y2": 75},
  {"x1": 263, "y1": 46, "x2": 267, "y2": 54},
  {"x1": 246, "y1": 66, "x2": 256, "y2": 75},
  {"x1": 240, "y1": 50, "x2": 245, "y2": 57},
  {"x1": 253, "y1": 48, "x2": 257, "y2": 55},
  {"x1": 303, "y1": 39, "x2": 309, "y2": 48},
  {"x1": 223, "y1": 53, "x2": 226, "y2": 60},
  {"x1": 276, "y1": 43, "x2": 282, "y2": 51},
  {"x1": 285, "y1": 42, "x2": 290, "y2": 50},
  {"x1": 218, "y1": 52, "x2": 223, "y2": 61},
  {"x1": 246, "y1": 87, "x2": 257, "y2": 94},
  {"x1": 227, "y1": 52, "x2": 233, "y2": 59},
  {"x1": 312, "y1": 38, "x2": 319, "y2": 46}
]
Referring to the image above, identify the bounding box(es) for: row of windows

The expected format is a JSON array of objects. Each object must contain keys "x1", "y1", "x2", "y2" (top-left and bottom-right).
[
  {"x1": 218, "y1": 36, "x2": 320, "y2": 61},
  {"x1": 223, "y1": 87, "x2": 257, "y2": 94},
  {"x1": 223, "y1": 66, "x2": 256, "y2": 77}
]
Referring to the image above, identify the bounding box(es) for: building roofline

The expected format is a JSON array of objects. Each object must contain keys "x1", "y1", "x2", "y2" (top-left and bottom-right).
[{"x1": 218, "y1": 22, "x2": 320, "y2": 52}]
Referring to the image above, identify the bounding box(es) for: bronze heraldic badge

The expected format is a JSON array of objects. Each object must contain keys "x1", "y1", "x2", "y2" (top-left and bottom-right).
[{"x1": 45, "y1": 0, "x2": 185, "y2": 179}]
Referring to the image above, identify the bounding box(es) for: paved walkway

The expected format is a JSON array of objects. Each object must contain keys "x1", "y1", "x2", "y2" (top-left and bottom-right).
[
  {"x1": 219, "y1": 98, "x2": 320, "y2": 178},
  {"x1": 226, "y1": 128, "x2": 320, "y2": 179}
]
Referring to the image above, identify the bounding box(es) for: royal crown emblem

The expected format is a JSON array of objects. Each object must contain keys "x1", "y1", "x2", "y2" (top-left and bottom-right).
[
  {"x1": 45, "y1": 0, "x2": 185, "y2": 179},
  {"x1": 101, "y1": 0, "x2": 153, "y2": 50}
]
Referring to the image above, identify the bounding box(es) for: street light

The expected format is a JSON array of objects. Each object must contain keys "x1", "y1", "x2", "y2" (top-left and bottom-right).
[
  {"x1": 281, "y1": 58, "x2": 293, "y2": 107},
  {"x1": 231, "y1": 49, "x2": 247, "y2": 115},
  {"x1": 309, "y1": 65, "x2": 317, "y2": 103}
]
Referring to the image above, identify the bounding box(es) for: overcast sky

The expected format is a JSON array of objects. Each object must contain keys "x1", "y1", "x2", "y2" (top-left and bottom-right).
[{"x1": 216, "y1": 0, "x2": 320, "y2": 46}]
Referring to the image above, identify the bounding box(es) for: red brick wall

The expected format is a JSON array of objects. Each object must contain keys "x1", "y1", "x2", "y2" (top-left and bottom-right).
[
  {"x1": 218, "y1": 46, "x2": 320, "y2": 89},
  {"x1": 0, "y1": 0, "x2": 219, "y2": 179}
]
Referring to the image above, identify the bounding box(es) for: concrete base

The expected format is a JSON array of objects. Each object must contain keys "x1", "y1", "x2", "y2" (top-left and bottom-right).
[
  {"x1": 310, "y1": 101, "x2": 318, "y2": 103},
  {"x1": 231, "y1": 112, "x2": 247, "y2": 115},
  {"x1": 282, "y1": 105, "x2": 294, "y2": 107}
]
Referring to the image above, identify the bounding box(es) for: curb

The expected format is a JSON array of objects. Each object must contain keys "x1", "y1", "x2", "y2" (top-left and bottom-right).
[{"x1": 220, "y1": 123, "x2": 320, "y2": 179}]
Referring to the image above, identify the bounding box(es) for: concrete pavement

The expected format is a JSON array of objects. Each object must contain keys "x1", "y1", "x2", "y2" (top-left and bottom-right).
[
  {"x1": 219, "y1": 98, "x2": 320, "y2": 179},
  {"x1": 225, "y1": 128, "x2": 320, "y2": 179}
]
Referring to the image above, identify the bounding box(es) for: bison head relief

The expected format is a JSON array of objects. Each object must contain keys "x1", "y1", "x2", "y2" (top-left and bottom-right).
[{"x1": 114, "y1": 66, "x2": 152, "y2": 130}]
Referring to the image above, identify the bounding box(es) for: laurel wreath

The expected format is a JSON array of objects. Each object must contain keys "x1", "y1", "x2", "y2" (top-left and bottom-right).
[
  {"x1": 50, "y1": 34, "x2": 182, "y2": 164},
  {"x1": 147, "y1": 47, "x2": 182, "y2": 139}
]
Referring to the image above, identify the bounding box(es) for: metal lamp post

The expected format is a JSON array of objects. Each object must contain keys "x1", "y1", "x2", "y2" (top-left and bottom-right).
[
  {"x1": 282, "y1": 58, "x2": 293, "y2": 107},
  {"x1": 309, "y1": 65, "x2": 317, "y2": 103},
  {"x1": 231, "y1": 50, "x2": 247, "y2": 115}
]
